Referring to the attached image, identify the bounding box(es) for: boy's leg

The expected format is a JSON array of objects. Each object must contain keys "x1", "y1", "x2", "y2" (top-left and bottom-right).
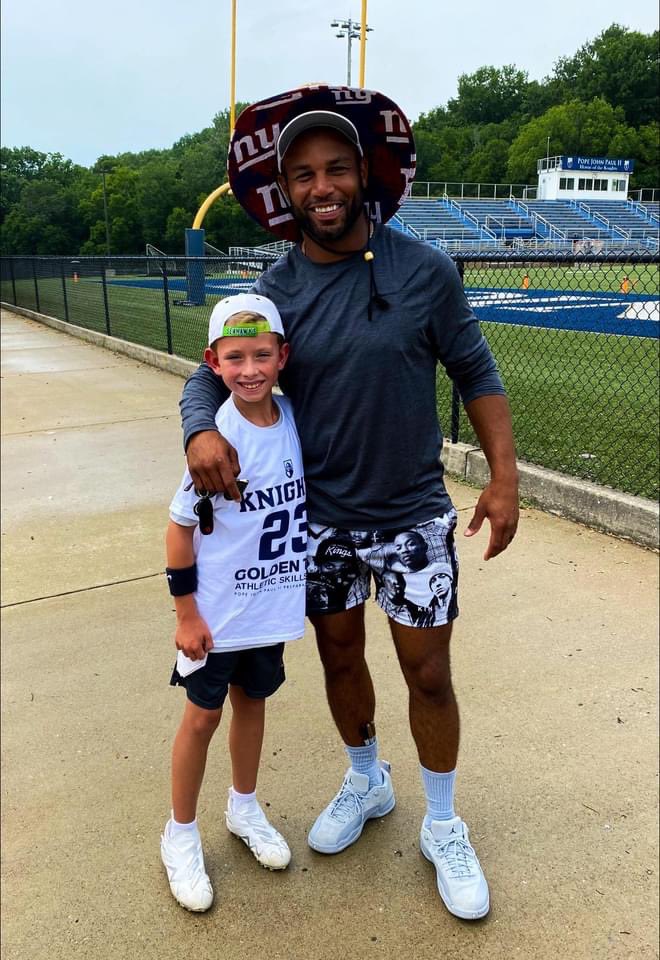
[
  {"x1": 171, "y1": 699, "x2": 222, "y2": 823},
  {"x1": 227, "y1": 684, "x2": 265, "y2": 793},
  {"x1": 163, "y1": 698, "x2": 220, "y2": 912},
  {"x1": 224, "y1": 650, "x2": 291, "y2": 870}
]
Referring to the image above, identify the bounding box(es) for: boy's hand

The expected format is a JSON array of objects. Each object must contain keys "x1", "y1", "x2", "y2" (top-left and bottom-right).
[
  {"x1": 187, "y1": 431, "x2": 242, "y2": 501},
  {"x1": 175, "y1": 614, "x2": 214, "y2": 660}
]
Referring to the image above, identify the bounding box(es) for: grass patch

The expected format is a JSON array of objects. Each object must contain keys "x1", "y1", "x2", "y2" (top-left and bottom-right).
[
  {"x1": 463, "y1": 262, "x2": 660, "y2": 295},
  {"x1": 4, "y1": 272, "x2": 658, "y2": 500},
  {"x1": 436, "y1": 323, "x2": 658, "y2": 499}
]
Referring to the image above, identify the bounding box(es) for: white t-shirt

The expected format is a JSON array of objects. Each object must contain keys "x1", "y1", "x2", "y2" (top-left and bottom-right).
[{"x1": 169, "y1": 394, "x2": 306, "y2": 653}]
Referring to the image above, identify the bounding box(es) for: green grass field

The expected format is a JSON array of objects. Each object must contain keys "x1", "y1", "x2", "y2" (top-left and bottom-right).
[
  {"x1": 462, "y1": 262, "x2": 659, "y2": 295},
  {"x1": 3, "y1": 269, "x2": 658, "y2": 501}
]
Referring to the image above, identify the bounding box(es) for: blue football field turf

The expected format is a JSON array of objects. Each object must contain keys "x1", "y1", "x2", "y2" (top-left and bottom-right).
[{"x1": 107, "y1": 277, "x2": 659, "y2": 338}]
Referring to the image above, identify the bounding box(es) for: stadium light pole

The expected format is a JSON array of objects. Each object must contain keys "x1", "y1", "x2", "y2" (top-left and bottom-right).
[{"x1": 331, "y1": 17, "x2": 372, "y2": 85}]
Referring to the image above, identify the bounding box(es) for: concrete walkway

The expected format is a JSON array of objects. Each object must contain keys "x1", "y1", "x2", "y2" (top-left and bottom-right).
[{"x1": 1, "y1": 308, "x2": 658, "y2": 960}]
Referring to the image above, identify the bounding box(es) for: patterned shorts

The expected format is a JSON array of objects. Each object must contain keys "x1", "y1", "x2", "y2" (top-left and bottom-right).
[{"x1": 306, "y1": 510, "x2": 459, "y2": 627}]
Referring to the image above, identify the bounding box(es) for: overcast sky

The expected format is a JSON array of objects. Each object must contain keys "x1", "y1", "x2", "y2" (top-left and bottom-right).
[{"x1": 2, "y1": 0, "x2": 658, "y2": 168}]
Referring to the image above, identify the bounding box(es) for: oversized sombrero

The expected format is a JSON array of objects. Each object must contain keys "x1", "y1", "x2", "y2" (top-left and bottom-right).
[{"x1": 227, "y1": 84, "x2": 416, "y2": 242}]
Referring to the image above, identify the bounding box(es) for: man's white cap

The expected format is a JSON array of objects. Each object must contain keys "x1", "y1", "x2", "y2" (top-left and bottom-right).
[{"x1": 208, "y1": 293, "x2": 285, "y2": 345}]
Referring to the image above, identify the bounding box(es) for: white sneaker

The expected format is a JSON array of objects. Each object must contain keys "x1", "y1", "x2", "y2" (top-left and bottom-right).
[
  {"x1": 160, "y1": 819, "x2": 214, "y2": 912},
  {"x1": 308, "y1": 761, "x2": 395, "y2": 854},
  {"x1": 225, "y1": 794, "x2": 291, "y2": 870},
  {"x1": 419, "y1": 816, "x2": 490, "y2": 919}
]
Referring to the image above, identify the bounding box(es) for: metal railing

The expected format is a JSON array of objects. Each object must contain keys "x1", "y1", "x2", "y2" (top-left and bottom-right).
[
  {"x1": 485, "y1": 215, "x2": 532, "y2": 235},
  {"x1": 411, "y1": 180, "x2": 531, "y2": 200},
  {"x1": 445, "y1": 199, "x2": 497, "y2": 240},
  {"x1": 1, "y1": 253, "x2": 658, "y2": 503},
  {"x1": 530, "y1": 211, "x2": 567, "y2": 241},
  {"x1": 409, "y1": 182, "x2": 660, "y2": 204},
  {"x1": 628, "y1": 188, "x2": 660, "y2": 203},
  {"x1": 391, "y1": 214, "x2": 421, "y2": 239}
]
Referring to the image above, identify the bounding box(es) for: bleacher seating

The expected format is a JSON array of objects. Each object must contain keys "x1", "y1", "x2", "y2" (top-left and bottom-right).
[
  {"x1": 393, "y1": 195, "x2": 658, "y2": 251},
  {"x1": 579, "y1": 200, "x2": 660, "y2": 241},
  {"x1": 524, "y1": 201, "x2": 609, "y2": 239},
  {"x1": 395, "y1": 199, "x2": 482, "y2": 241},
  {"x1": 457, "y1": 200, "x2": 534, "y2": 238}
]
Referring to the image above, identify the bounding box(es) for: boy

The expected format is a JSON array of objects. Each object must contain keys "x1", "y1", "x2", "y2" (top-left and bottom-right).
[{"x1": 161, "y1": 293, "x2": 306, "y2": 912}]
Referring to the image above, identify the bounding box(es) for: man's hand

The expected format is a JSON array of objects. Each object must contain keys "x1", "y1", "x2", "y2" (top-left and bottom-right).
[
  {"x1": 464, "y1": 479, "x2": 519, "y2": 560},
  {"x1": 186, "y1": 430, "x2": 241, "y2": 500},
  {"x1": 175, "y1": 613, "x2": 214, "y2": 661}
]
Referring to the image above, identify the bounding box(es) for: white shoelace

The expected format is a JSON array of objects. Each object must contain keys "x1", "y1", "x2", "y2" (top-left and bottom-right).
[
  {"x1": 434, "y1": 834, "x2": 477, "y2": 879},
  {"x1": 328, "y1": 780, "x2": 364, "y2": 823}
]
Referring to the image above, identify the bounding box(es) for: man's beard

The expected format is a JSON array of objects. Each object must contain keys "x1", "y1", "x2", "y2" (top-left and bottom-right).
[{"x1": 293, "y1": 189, "x2": 366, "y2": 247}]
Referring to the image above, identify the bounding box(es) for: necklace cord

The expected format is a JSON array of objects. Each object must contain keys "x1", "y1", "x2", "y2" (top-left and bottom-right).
[{"x1": 301, "y1": 214, "x2": 389, "y2": 322}]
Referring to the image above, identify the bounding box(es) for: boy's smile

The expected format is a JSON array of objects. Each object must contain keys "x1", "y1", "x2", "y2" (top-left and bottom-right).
[{"x1": 205, "y1": 332, "x2": 289, "y2": 425}]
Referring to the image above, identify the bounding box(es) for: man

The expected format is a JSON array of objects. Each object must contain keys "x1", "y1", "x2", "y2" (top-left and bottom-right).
[{"x1": 180, "y1": 85, "x2": 519, "y2": 920}]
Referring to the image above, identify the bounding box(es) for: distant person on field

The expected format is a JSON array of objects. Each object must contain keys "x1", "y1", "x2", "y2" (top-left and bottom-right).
[{"x1": 161, "y1": 294, "x2": 306, "y2": 912}]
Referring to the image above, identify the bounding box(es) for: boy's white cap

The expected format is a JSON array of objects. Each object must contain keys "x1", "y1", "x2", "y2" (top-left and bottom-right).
[{"x1": 207, "y1": 293, "x2": 285, "y2": 345}]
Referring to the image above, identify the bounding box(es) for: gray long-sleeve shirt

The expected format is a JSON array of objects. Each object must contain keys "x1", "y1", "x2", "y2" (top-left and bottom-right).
[{"x1": 181, "y1": 224, "x2": 505, "y2": 529}]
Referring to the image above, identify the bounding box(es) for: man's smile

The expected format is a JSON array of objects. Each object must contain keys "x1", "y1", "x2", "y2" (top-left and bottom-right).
[{"x1": 309, "y1": 202, "x2": 343, "y2": 217}]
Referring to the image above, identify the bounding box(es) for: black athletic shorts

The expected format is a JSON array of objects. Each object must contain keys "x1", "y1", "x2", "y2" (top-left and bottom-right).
[{"x1": 170, "y1": 643, "x2": 286, "y2": 711}]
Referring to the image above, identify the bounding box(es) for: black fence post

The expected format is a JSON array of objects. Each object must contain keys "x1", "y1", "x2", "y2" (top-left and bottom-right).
[
  {"x1": 61, "y1": 260, "x2": 69, "y2": 322},
  {"x1": 32, "y1": 259, "x2": 41, "y2": 313},
  {"x1": 450, "y1": 258, "x2": 466, "y2": 443},
  {"x1": 9, "y1": 257, "x2": 17, "y2": 305},
  {"x1": 101, "y1": 262, "x2": 111, "y2": 335},
  {"x1": 450, "y1": 384, "x2": 461, "y2": 444},
  {"x1": 162, "y1": 260, "x2": 173, "y2": 354}
]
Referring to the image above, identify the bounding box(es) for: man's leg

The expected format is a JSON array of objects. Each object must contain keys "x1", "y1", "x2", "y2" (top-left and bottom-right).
[
  {"x1": 310, "y1": 605, "x2": 374, "y2": 746},
  {"x1": 389, "y1": 618, "x2": 489, "y2": 920},
  {"x1": 388, "y1": 620, "x2": 458, "y2": 770},
  {"x1": 307, "y1": 606, "x2": 395, "y2": 853}
]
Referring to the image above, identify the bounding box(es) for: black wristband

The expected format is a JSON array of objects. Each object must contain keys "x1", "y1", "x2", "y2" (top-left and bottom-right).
[{"x1": 165, "y1": 564, "x2": 198, "y2": 597}]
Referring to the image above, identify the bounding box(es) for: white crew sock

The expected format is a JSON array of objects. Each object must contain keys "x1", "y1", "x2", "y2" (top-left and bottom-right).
[
  {"x1": 170, "y1": 812, "x2": 199, "y2": 835},
  {"x1": 420, "y1": 765, "x2": 456, "y2": 825},
  {"x1": 229, "y1": 786, "x2": 258, "y2": 812},
  {"x1": 346, "y1": 739, "x2": 383, "y2": 789}
]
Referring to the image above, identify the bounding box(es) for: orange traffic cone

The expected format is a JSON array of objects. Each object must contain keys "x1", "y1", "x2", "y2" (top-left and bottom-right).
[
  {"x1": 620, "y1": 276, "x2": 632, "y2": 294},
  {"x1": 521, "y1": 274, "x2": 530, "y2": 289}
]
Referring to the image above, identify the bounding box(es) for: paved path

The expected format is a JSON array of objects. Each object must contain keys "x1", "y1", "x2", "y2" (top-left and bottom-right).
[{"x1": 2, "y1": 308, "x2": 657, "y2": 960}]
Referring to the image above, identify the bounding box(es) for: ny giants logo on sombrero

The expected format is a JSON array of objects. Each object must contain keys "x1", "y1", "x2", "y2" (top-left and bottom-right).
[{"x1": 227, "y1": 85, "x2": 417, "y2": 243}]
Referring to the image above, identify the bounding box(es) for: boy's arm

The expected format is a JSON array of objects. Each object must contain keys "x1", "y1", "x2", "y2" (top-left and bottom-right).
[
  {"x1": 165, "y1": 520, "x2": 214, "y2": 660},
  {"x1": 181, "y1": 364, "x2": 241, "y2": 500}
]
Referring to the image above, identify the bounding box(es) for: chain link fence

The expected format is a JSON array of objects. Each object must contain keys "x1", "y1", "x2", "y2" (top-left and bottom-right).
[{"x1": 1, "y1": 252, "x2": 658, "y2": 501}]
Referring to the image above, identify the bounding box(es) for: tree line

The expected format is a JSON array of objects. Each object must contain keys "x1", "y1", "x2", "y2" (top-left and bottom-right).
[{"x1": 1, "y1": 24, "x2": 657, "y2": 256}]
